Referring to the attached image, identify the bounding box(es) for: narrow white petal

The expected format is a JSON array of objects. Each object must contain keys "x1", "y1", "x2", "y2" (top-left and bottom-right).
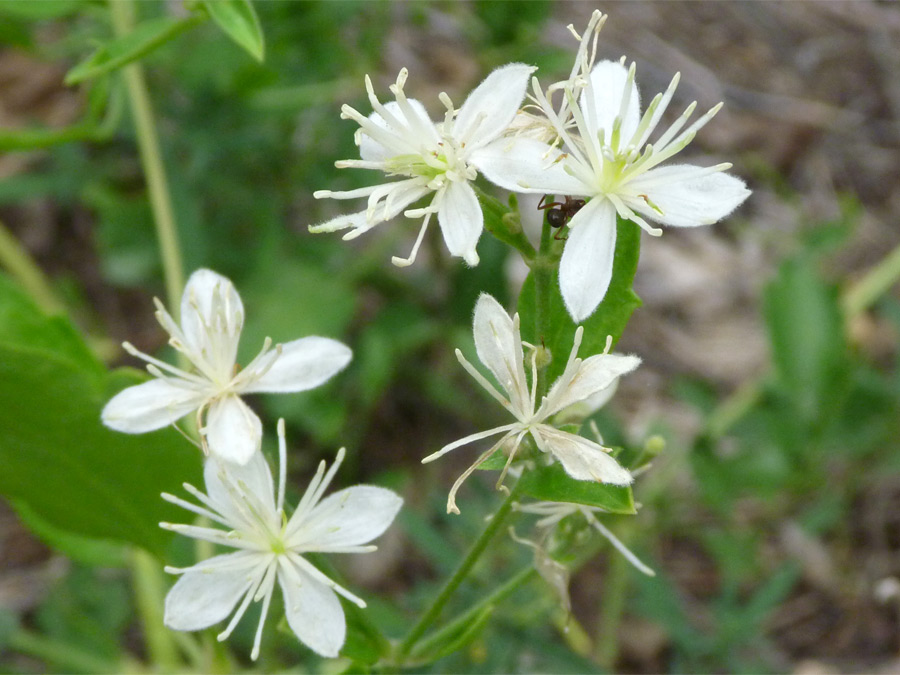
[
  {"x1": 558, "y1": 198, "x2": 618, "y2": 323},
  {"x1": 470, "y1": 137, "x2": 587, "y2": 195},
  {"x1": 359, "y1": 100, "x2": 434, "y2": 161},
  {"x1": 628, "y1": 165, "x2": 750, "y2": 228},
  {"x1": 437, "y1": 181, "x2": 482, "y2": 266},
  {"x1": 534, "y1": 427, "x2": 632, "y2": 485},
  {"x1": 242, "y1": 337, "x2": 352, "y2": 394},
  {"x1": 205, "y1": 395, "x2": 262, "y2": 465},
  {"x1": 203, "y1": 452, "x2": 276, "y2": 526},
  {"x1": 454, "y1": 63, "x2": 535, "y2": 148},
  {"x1": 472, "y1": 294, "x2": 529, "y2": 412},
  {"x1": 308, "y1": 210, "x2": 368, "y2": 234},
  {"x1": 180, "y1": 269, "x2": 244, "y2": 367},
  {"x1": 543, "y1": 353, "x2": 641, "y2": 417},
  {"x1": 582, "y1": 61, "x2": 641, "y2": 144},
  {"x1": 279, "y1": 561, "x2": 346, "y2": 658},
  {"x1": 293, "y1": 486, "x2": 403, "y2": 549},
  {"x1": 102, "y1": 378, "x2": 206, "y2": 433},
  {"x1": 163, "y1": 552, "x2": 259, "y2": 631}
]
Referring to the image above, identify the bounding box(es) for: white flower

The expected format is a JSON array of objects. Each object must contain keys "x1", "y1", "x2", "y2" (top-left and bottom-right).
[
  {"x1": 160, "y1": 420, "x2": 403, "y2": 660},
  {"x1": 474, "y1": 52, "x2": 751, "y2": 322},
  {"x1": 422, "y1": 293, "x2": 639, "y2": 514},
  {"x1": 310, "y1": 63, "x2": 535, "y2": 268},
  {"x1": 102, "y1": 269, "x2": 352, "y2": 465},
  {"x1": 516, "y1": 500, "x2": 655, "y2": 577}
]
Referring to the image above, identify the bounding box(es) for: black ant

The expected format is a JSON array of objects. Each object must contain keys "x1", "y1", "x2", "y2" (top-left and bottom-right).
[{"x1": 538, "y1": 195, "x2": 585, "y2": 239}]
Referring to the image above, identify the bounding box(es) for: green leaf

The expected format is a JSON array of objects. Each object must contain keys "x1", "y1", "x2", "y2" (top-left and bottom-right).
[
  {"x1": 0, "y1": 350, "x2": 202, "y2": 557},
  {"x1": 202, "y1": 0, "x2": 265, "y2": 62},
  {"x1": 518, "y1": 216, "x2": 642, "y2": 383},
  {"x1": 0, "y1": 0, "x2": 84, "y2": 20},
  {"x1": 763, "y1": 255, "x2": 847, "y2": 422},
  {"x1": 518, "y1": 463, "x2": 635, "y2": 514},
  {"x1": 65, "y1": 15, "x2": 202, "y2": 85},
  {"x1": 0, "y1": 278, "x2": 200, "y2": 556}
]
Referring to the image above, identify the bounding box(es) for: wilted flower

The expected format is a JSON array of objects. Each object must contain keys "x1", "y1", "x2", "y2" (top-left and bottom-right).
[
  {"x1": 102, "y1": 269, "x2": 351, "y2": 464},
  {"x1": 422, "y1": 293, "x2": 639, "y2": 514},
  {"x1": 161, "y1": 420, "x2": 403, "y2": 660},
  {"x1": 310, "y1": 63, "x2": 534, "y2": 267},
  {"x1": 474, "y1": 27, "x2": 750, "y2": 322}
]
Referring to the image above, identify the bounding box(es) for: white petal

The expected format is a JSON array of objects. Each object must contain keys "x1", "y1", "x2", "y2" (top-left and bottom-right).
[
  {"x1": 470, "y1": 137, "x2": 587, "y2": 195},
  {"x1": 472, "y1": 294, "x2": 529, "y2": 412},
  {"x1": 359, "y1": 100, "x2": 436, "y2": 162},
  {"x1": 205, "y1": 395, "x2": 262, "y2": 465},
  {"x1": 628, "y1": 165, "x2": 751, "y2": 228},
  {"x1": 309, "y1": 210, "x2": 368, "y2": 234},
  {"x1": 164, "y1": 552, "x2": 257, "y2": 631},
  {"x1": 243, "y1": 337, "x2": 352, "y2": 394},
  {"x1": 534, "y1": 427, "x2": 632, "y2": 485},
  {"x1": 102, "y1": 378, "x2": 206, "y2": 433},
  {"x1": 544, "y1": 353, "x2": 641, "y2": 417},
  {"x1": 559, "y1": 198, "x2": 617, "y2": 323},
  {"x1": 279, "y1": 562, "x2": 345, "y2": 658},
  {"x1": 437, "y1": 181, "x2": 482, "y2": 266},
  {"x1": 454, "y1": 63, "x2": 535, "y2": 148},
  {"x1": 581, "y1": 61, "x2": 641, "y2": 143},
  {"x1": 293, "y1": 486, "x2": 403, "y2": 549},
  {"x1": 180, "y1": 269, "x2": 244, "y2": 375},
  {"x1": 204, "y1": 452, "x2": 276, "y2": 526}
]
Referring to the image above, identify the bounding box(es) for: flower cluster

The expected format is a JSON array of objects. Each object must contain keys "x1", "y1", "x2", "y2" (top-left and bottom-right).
[
  {"x1": 312, "y1": 9, "x2": 749, "y2": 323},
  {"x1": 100, "y1": 8, "x2": 751, "y2": 665}
]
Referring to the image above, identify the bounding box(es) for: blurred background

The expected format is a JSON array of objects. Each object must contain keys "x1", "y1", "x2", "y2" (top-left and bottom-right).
[{"x1": 1, "y1": 1, "x2": 899, "y2": 672}]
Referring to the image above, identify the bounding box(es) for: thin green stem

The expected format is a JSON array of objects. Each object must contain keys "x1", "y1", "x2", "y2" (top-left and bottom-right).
[
  {"x1": 131, "y1": 548, "x2": 181, "y2": 671},
  {"x1": 842, "y1": 239, "x2": 900, "y2": 318},
  {"x1": 530, "y1": 218, "x2": 556, "y2": 398},
  {"x1": 0, "y1": 219, "x2": 64, "y2": 314},
  {"x1": 8, "y1": 628, "x2": 124, "y2": 673},
  {"x1": 593, "y1": 526, "x2": 630, "y2": 668},
  {"x1": 109, "y1": 0, "x2": 184, "y2": 314},
  {"x1": 395, "y1": 483, "x2": 521, "y2": 662},
  {"x1": 411, "y1": 565, "x2": 537, "y2": 660}
]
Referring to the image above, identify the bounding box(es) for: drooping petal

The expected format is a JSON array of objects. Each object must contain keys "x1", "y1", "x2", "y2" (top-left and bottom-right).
[
  {"x1": 627, "y1": 165, "x2": 750, "y2": 227},
  {"x1": 180, "y1": 269, "x2": 244, "y2": 377},
  {"x1": 581, "y1": 61, "x2": 641, "y2": 145},
  {"x1": 558, "y1": 198, "x2": 618, "y2": 323},
  {"x1": 243, "y1": 337, "x2": 352, "y2": 394},
  {"x1": 472, "y1": 294, "x2": 529, "y2": 413},
  {"x1": 101, "y1": 378, "x2": 206, "y2": 433},
  {"x1": 454, "y1": 63, "x2": 535, "y2": 148},
  {"x1": 163, "y1": 552, "x2": 258, "y2": 631},
  {"x1": 543, "y1": 353, "x2": 641, "y2": 417},
  {"x1": 534, "y1": 427, "x2": 632, "y2": 485},
  {"x1": 204, "y1": 452, "x2": 276, "y2": 528},
  {"x1": 291, "y1": 485, "x2": 403, "y2": 550},
  {"x1": 359, "y1": 100, "x2": 436, "y2": 162},
  {"x1": 279, "y1": 561, "x2": 346, "y2": 658},
  {"x1": 205, "y1": 394, "x2": 262, "y2": 465},
  {"x1": 470, "y1": 137, "x2": 587, "y2": 195},
  {"x1": 437, "y1": 180, "x2": 482, "y2": 266}
]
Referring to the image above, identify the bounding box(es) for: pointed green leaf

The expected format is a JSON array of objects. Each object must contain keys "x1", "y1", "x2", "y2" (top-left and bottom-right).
[
  {"x1": 518, "y1": 217, "x2": 641, "y2": 382},
  {"x1": 518, "y1": 463, "x2": 636, "y2": 514},
  {"x1": 65, "y1": 15, "x2": 202, "y2": 85},
  {"x1": 202, "y1": 0, "x2": 265, "y2": 62}
]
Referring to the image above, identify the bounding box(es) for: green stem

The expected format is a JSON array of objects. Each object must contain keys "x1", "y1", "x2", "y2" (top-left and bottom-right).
[
  {"x1": 109, "y1": 0, "x2": 184, "y2": 314},
  {"x1": 842, "y1": 239, "x2": 900, "y2": 318},
  {"x1": 411, "y1": 565, "x2": 537, "y2": 660},
  {"x1": 131, "y1": 548, "x2": 181, "y2": 671},
  {"x1": 0, "y1": 220, "x2": 64, "y2": 314},
  {"x1": 593, "y1": 527, "x2": 630, "y2": 668},
  {"x1": 529, "y1": 218, "x2": 555, "y2": 397},
  {"x1": 8, "y1": 628, "x2": 123, "y2": 673},
  {"x1": 395, "y1": 484, "x2": 521, "y2": 662}
]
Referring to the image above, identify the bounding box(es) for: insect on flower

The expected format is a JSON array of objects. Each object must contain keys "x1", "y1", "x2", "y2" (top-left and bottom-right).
[{"x1": 538, "y1": 194, "x2": 586, "y2": 234}]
